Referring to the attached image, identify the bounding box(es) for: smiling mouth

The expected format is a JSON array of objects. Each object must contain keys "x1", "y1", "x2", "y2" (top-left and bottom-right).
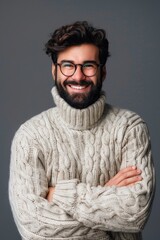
[
  {"x1": 64, "y1": 80, "x2": 93, "y2": 92},
  {"x1": 68, "y1": 84, "x2": 89, "y2": 90}
]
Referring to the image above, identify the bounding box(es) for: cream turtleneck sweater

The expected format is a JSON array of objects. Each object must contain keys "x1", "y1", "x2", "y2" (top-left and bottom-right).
[{"x1": 9, "y1": 87, "x2": 155, "y2": 240}]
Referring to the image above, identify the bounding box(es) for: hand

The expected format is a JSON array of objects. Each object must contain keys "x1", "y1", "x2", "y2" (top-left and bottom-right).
[
  {"x1": 46, "y1": 187, "x2": 55, "y2": 202},
  {"x1": 105, "y1": 166, "x2": 142, "y2": 187}
]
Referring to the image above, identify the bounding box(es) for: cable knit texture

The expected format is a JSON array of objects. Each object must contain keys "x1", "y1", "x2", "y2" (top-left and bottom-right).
[{"x1": 9, "y1": 87, "x2": 155, "y2": 240}]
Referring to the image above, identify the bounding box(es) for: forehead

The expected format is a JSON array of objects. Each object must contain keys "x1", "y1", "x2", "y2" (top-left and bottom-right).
[{"x1": 57, "y1": 44, "x2": 99, "y2": 63}]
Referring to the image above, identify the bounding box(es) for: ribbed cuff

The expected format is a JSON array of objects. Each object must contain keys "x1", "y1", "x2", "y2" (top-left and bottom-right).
[{"x1": 53, "y1": 179, "x2": 79, "y2": 215}]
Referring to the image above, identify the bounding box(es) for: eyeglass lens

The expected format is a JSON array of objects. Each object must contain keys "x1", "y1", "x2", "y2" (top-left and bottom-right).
[{"x1": 59, "y1": 62, "x2": 99, "y2": 77}]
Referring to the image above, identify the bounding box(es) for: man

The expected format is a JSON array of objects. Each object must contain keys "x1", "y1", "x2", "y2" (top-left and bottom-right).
[{"x1": 9, "y1": 21, "x2": 155, "y2": 240}]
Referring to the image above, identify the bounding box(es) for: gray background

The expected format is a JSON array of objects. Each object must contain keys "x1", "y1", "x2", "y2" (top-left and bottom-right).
[{"x1": 1, "y1": 0, "x2": 159, "y2": 239}]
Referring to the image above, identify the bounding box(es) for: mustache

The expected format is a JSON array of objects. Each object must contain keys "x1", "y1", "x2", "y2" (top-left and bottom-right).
[{"x1": 63, "y1": 80, "x2": 93, "y2": 87}]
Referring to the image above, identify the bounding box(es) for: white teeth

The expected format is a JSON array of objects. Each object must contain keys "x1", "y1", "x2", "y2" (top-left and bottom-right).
[{"x1": 70, "y1": 85, "x2": 86, "y2": 90}]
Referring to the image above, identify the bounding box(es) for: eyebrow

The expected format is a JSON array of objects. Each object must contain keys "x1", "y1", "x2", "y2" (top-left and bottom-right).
[{"x1": 59, "y1": 60, "x2": 98, "y2": 64}]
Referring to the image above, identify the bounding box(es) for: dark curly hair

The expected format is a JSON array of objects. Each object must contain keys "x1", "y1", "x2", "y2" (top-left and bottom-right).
[{"x1": 45, "y1": 21, "x2": 110, "y2": 65}]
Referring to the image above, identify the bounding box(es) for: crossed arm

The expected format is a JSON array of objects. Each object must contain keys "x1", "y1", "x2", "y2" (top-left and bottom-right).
[
  {"x1": 45, "y1": 122, "x2": 154, "y2": 232},
  {"x1": 47, "y1": 166, "x2": 142, "y2": 202}
]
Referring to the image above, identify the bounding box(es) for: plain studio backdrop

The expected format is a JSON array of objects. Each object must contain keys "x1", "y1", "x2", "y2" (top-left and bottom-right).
[{"x1": 1, "y1": 0, "x2": 159, "y2": 239}]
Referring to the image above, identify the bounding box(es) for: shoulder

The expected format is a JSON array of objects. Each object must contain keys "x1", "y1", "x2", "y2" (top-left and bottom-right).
[
  {"x1": 13, "y1": 107, "x2": 56, "y2": 141},
  {"x1": 103, "y1": 104, "x2": 150, "y2": 142},
  {"x1": 105, "y1": 104, "x2": 146, "y2": 128}
]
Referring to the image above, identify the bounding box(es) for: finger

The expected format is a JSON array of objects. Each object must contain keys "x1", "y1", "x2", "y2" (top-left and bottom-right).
[
  {"x1": 117, "y1": 175, "x2": 143, "y2": 187},
  {"x1": 109, "y1": 166, "x2": 136, "y2": 183},
  {"x1": 105, "y1": 167, "x2": 141, "y2": 186},
  {"x1": 113, "y1": 166, "x2": 137, "y2": 179},
  {"x1": 115, "y1": 168, "x2": 141, "y2": 185},
  {"x1": 47, "y1": 187, "x2": 55, "y2": 202}
]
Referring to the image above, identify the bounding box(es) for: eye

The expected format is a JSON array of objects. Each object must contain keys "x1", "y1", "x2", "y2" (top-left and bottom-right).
[
  {"x1": 61, "y1": 62, "x2": 74, "y2": 69},
  {"x1": 83, "y1": 62, "x2": 96, "y2": 69}
]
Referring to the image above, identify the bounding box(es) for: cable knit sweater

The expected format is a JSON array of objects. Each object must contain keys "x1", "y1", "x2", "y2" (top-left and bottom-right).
[{"x1": 9, "y1": 87, "x2": 155, "y2": 240}]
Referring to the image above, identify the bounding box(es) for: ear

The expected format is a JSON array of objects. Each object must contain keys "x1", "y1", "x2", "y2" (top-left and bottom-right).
[
  {"x1": 52, "y1": 64, "x2": 56, "y2": 80},
  {"x1": 101, "y1": 65, "x2": 107, "y2": 81}
]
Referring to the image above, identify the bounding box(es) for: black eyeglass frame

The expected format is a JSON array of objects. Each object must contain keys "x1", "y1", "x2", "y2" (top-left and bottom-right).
[{"x1": 55, "y1": 61, "x2": 103, "y2": 77}]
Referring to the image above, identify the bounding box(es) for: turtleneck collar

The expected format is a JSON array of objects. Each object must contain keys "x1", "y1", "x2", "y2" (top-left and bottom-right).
[{"x1": 51, "y1": 86, "x2": 106, "y2": 130}]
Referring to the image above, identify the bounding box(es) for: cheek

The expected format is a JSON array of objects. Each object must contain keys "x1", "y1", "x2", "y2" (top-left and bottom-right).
[
  {"x1": 92, "y1": 73, "x2": 100, "y2": 85},
  {"x1": 57, "y1": 74, "x2": 67, "y2": 87}
]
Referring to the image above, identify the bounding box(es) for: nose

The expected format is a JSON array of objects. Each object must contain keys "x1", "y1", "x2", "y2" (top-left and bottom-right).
[{"x1": 72, "y1": 65, "x2": 85, "y2": 81}]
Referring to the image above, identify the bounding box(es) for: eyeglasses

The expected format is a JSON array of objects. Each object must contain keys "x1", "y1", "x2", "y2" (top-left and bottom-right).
[{"x1": 55, "y1": 61, "x2": 102, "y2": 77}]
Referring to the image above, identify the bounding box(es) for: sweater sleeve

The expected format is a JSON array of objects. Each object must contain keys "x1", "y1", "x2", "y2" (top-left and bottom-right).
[
  {"x1": 9, "y1": 127, "x2": 93, "y2": 240},
  {"x1": 53, "y1": 122, "x2": 155, "y2": 232}
]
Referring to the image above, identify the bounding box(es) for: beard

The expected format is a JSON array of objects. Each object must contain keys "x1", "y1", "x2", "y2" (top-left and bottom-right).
[{"x1": 55, "y1": 78, "x2": 102, "y2": 109}]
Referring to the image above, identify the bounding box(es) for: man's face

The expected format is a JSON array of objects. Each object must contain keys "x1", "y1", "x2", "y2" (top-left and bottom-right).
[{"x1": 52, "y1": 44, "x2": 106, "y2": 109}]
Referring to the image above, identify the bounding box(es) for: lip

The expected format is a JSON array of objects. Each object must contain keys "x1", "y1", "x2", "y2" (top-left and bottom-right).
[{"x1": 66, "y1": 84, "x2": 91, "y2": 93}]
